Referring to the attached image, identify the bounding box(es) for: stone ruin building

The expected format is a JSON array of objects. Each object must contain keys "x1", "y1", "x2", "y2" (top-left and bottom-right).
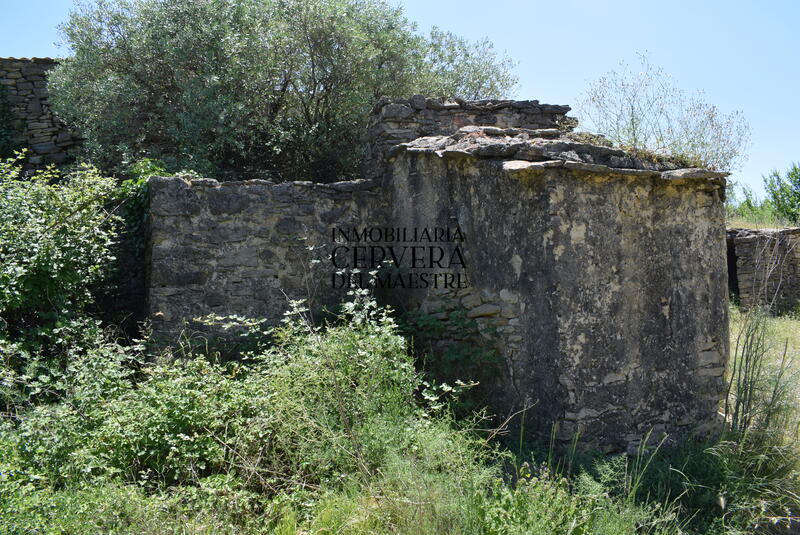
[
  {"x1": 727, "y1": 227, "x2": 800, "y2": 312},
  {"x1": 1, "y1": 57, "x2": 735, "y2": 451},
  {"x1": 147, "y1": 96, "x2": 730, "y2": 451}
]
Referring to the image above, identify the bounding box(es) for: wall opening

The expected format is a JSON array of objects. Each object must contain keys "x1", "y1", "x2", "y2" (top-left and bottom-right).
[{"x1": 727, "y1": 232, "x2": 739, "y2": 300}]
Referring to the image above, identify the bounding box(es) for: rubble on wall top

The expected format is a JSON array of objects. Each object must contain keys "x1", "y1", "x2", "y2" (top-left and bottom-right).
[
  {"x1": 0, "y1": 57, "x2": 60, "y2": 64},
  {"x1": 150, "y1": 174, "x2": 381, "y2": 193},
  {"x1": 371, "y1": 95, "x2": 571, "y2": 115},
  {"x1": 728, "y1": 227, "x2": 800, "y2": 238},
  {"x1": 391, "y1": 125, "x2": 728, "y2": 181}
]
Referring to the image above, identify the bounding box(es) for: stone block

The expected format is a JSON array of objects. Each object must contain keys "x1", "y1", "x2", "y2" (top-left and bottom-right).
[{"x1": 466, "y1": 304, "x2": 501, "y2": 318}]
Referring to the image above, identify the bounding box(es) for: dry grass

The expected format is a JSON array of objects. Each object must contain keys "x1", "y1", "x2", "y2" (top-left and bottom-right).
[
  {"x1": 731, "y1": 307, "x2": 800, "y2": 367},
  {"x1": 726, "y1": 217, "x2": 793, "y2": 231},
  {"x1": 729, "y1": 306, "x2": 800, "y2": 441}
]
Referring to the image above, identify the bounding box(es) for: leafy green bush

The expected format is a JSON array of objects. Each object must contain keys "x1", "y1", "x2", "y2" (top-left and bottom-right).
[
  {"x1": 9, "y1": 294, "x2": 433, "y2": 489},
  {"x1": 398, "y1": 306, "x2": 502, "y2": 417},
  {"x1": 50, "y1": 0, "x2": 517, "y2": 181},
  {"x1": 4, "y1": 288, "x2": 800, "y2": 533},
  {"x1": 4, "y1": 293, "x2": 685, "y2": 534},
  {"x1": 90, "y1": 159, "x2": 155, "y2": 332},
  {"x1": 764, "y1": 163, "x2": 800, "y2": 224},
  {"x1": 0, "y1": 154, "x2": 121, "y2": 412},
  {"x1": 0, "y1": 155, "x2": 118, "y2": 334},
  {"x1": 0, "y1": 474, "x2": 253, "y2": 535}
]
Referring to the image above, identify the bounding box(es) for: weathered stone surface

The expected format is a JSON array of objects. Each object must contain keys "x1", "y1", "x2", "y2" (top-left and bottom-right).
[
  {"x1": 662, "y1": 168, "x2": 728, "y2": 180},
  {"x1": 147, "y1": 176, "x2": 383, "y2": 340},
  {"x1": 365, "y1": 97, "x2": 573, "y2": 180},
  {"x1": 466, "y1": 303, "x2": 501, "y2": 318},
  {"x1": 727, "y1": 227, "x2": 800, "y2": 312},
  {"x1": 0, "y1": 57, "x2": 78, "y2": 168},
  {"x1": 384, "y1": 118, "x2": 729, "y2": 451},
  {"x1": 146, "y1": 96, "x2": 730, "y2": 453}
]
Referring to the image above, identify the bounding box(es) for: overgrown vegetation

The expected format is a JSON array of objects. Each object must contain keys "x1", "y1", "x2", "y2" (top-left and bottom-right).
[
  {"x1": 576, "y1": 54, "x2": 750, "y2": 173},
  {"x1": 0, "y1": 154, "x2": 118, "y2": 335},
  {"x1": 726, "y1": 163, "x2": 800, "y2": 228},
  {"x1": 397, "y1": 306, "x2": 502, "y2": 417},
  {"x1": 726, "y1": 185, "x2": 786, "y2": 229},
  {"x1": 764, "y1": 163, "x2": 800, "y2": 224},
  {"x1": 49, "y1": 0, "x2": 517, "y2": 182},
  {"x1": 2, "y1": 153, "x2": 800, "y2": 533}
]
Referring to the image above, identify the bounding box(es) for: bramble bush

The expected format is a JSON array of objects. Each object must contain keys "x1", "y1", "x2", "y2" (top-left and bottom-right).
[
  {"x1": 0, "y1": 155, "x2": 123, "y2": 408},
  {"x1": 2, "y1": 292, "x2": 686, "y2": 534},
  {"x1": 4, "y1": 289, "x2": 800, "y2": 533},
  {"x1": 10, "y1": 294, "x2": 473, "y2": 490},
  {"x1": 0, "y1": 154, "x2": 118, "y2": 333}
]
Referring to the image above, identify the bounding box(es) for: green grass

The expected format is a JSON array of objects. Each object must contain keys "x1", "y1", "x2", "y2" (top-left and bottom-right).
[
  {"x1": 730, "y1": 306, "x2": 800, "y2": 386},
  {"x1": 3, "y1": 297, "x2": 800, "y2": 534}
]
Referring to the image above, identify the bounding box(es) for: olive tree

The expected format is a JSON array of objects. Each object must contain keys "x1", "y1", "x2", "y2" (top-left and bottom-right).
[
  {"x1": 50, "y1": 0, "x2": 517, "y2": 181},
  {"x1": 576, "y1": 54, "x2": 750, "y2": 172}
]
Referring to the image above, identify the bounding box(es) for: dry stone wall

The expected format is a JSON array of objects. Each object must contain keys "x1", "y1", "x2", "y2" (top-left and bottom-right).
[
  {"x1": 0, "y1": 58, "x2": 78, "y2": 165},
  {"x1": 728, "y1": 228, "x2": 800, "y2": 311},
  {"x1": 365, "y1": 97, "x2": 571, "y2": 180},
  {"x1": 148, "y1": 176, "x2": 383, "y2": 340},
  {"x1": 147, "y1": 96, "x2": 730, "y2": 451},
  {"x1": 385, "y1": 123, "x2": 729, "y2": 451}
]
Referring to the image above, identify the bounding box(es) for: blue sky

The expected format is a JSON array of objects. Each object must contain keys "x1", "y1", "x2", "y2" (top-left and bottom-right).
[{"x1": 1, "y1": 0, "x2": 797, "y2": 196}]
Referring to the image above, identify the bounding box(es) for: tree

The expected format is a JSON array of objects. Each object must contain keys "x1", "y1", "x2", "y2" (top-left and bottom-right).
[
  {"x1": 576, "y1": 54, "x2": 750, "y2": 173},
  {"x1": 764, "y1": 163, "x2": 800, "y2": 224},
  {"x1": 49, "y1": 0, "x2": 517, "y2": 181}
]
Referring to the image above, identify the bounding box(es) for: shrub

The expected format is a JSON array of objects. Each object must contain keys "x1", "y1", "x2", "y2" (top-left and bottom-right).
[
  {"x1": 3, "y1": 292, "x2": 697, "y2": 534},
  {"x1": 90, "y1": 160, "x2": 153, "y2": 332},
  {"x1": 0, "y1": 155, "x2": 121, "y2": 412},
  {"x1": 0, "y1": 155, "x2": 118, "y2": 334},
  {"x1": 0, "y1": 475, "x2": 252, "y2": 535},
  {"x1": 397, "y1": 306, "x2": 502, "y2": 418},
  {"x1": 6, "y1": 289, "x2": 800, "y2": 533},
  {"x1": 10, "y1": 294, "x2": 442, "y2": 490},
  {"x1": 50, "y1": 0, "x2": 518, "y2": 181},
  {"x1": 725, "y1": 185, "x2": 785, "y2": 228}
]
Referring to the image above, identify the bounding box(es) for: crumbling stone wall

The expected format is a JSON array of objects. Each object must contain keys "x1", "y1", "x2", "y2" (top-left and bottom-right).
[
  {"x1": 0, "y1": 58, "x2": 78, "y2": 166},
  {"x1": 147, "y1": 176, "x2": 383, "y2": 340},
  {"x1": 728, "y1": 228, "x2": 800, "y2": 312},
  {"x1": 365, "y1": 96, "x2": 571, "y2": 180},
  {"x1": 385, "y1": 123, "x2": 729, "y2": 451},
  {"x1": 147, "y1": 96, "x2": 730, "y2": 451}
]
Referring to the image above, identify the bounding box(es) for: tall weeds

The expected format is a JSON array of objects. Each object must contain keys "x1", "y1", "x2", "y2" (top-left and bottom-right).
[{"x1": 719, "y1": 295, "x2": 800, "y2": 531}]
